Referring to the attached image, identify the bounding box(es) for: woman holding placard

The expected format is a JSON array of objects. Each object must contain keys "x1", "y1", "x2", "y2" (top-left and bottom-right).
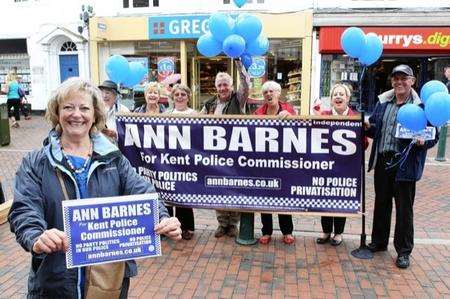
[{"x1": 8, "y1": 77, "x2": 181, "y2": 298}]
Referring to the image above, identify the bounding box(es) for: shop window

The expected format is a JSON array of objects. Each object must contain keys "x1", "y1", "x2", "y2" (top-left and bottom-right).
[
  {"x1": 153, "y1": 0, "x2": 159, "y2": 6},
  {"x1": 319, "y1": 54, "x2": 362, "y2": 111},
  {"x1": 123, "y1": 0, "x2": 129, "y2": 8},
  {"x1": 265, "y1": 39, "x2": 302, "y2": 107},
  {"x1": 0, "y1": 53, "x2": 31, "y2": 96},
  {"x1": 60, "y1": 41, "x2": 77, "y2": 52}
]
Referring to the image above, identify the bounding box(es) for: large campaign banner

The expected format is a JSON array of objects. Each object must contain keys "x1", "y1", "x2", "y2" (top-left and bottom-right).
[
  {"x1": 117, "y1": 115, "x2": 363, "y2": 215},
  {"x1": 62, "y1": 194, "x2": 161, "y2": 268}
]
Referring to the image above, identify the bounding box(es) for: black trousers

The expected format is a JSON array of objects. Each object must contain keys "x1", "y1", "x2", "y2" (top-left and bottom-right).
[
  {"x1": 321, "y1": 216, "x2": 346, "y2": 234},
  {"x1": 261, "y1": 213, "x2": 293, "y2": 235},
  {"x1": 167, "y1": 206, "x2": 195, "y2": 231},
  {"x1": 0, "y1": 181, "x2": 5, "y2": 204},
  {"x1": 371, "y1": 154, "x2": 416, "y2": 256},
  {"x1": 7, "y1": 99, "x2": 20, "y2": 121}
]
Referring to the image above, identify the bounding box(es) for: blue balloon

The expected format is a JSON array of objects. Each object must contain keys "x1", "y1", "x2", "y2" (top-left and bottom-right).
[
  {"x1": 223, "y1": 34, "x2": 246, "y2": 58},
  {"x1": 123, "y1": 62, "x2": 146, "y2": 88},
  {"x1": 240, "y1": 53, "x2": 253, "y2": 69},
  {"x1": 425, "y1": 92, "x2": 450, "y2": 127},
  {"x1": 420, "y1": 80, "x2": 448, "y2": 104},
  {"x1": 358, "y1": 33, "x2": 383, "y2": 66},
  {"x1": 235, "y1": 13, "x2": 262, "y2": 43},
  {"x1": 340, "y1": 27, "x2": 366, "y2": 58},
  {"x1": 208, "y1": 13, "x2": 235, "y2": 42},
  {"x1": 246, "y1": 35, "x2": 269, "y2": 56},
  {"x1": 234, "y1": 0, "x2": 247, "y2": 7},
  {"x1": 105, "y1": 55, "x2": 130, "y2": 84},
  {"x1": 197, "y1": 33, "x2": 222, "y2": 57},
  {"x1": 397, "y1": 104, "x2": 427, "y2": 132}
]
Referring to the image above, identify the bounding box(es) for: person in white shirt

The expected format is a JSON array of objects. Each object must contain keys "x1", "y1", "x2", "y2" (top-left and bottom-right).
[
  {"x1": 164, "y1": 83, "x2": 197, "y2": 240},
  {"x1": 98, "y1": 80, "x2": 130, "y2": 141},
  {"x1": 166, "y1": 84, "x2": 197, "y2": 115}
]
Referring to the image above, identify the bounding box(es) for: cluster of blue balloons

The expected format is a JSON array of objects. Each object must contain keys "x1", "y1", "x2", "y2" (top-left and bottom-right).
[
  {"x1": 341, "y1": 27, "x2": 384, "y2": 66},
  {"x1": 197, "y1": 13, "x2": 269, "y2": 69},
  {"x1": 105, "y1": 55, "x2": 147, "y2": 88},
  {"x1": 397, "y1": 80, "x2": 450, "y2": 131}
]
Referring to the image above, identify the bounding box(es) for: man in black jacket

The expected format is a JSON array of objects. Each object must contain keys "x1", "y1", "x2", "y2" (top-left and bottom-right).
[{"x1": 364, "y1": 65, "x2": 438, "y2": 269}]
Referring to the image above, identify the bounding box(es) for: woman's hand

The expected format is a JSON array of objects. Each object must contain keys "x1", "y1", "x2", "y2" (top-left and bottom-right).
[
  {"x1": 33, "y1": 228, "x2": 68, "y2": 254},
  {"x1": 155, "y1": 217, "x2": 182, "y2": 241},
  {"x1": 277, "y1": 110, "x2": 291, "y2": 119}
]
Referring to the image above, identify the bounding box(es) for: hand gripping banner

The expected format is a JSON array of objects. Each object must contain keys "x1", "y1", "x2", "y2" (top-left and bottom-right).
[{"x1": 117, "y1": 115, "x2": 363, "y2": 215}]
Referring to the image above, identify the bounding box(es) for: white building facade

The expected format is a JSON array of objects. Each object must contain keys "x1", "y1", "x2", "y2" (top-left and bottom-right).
[{"x1": 2, "y1": 0, "x2": 450, "y2": 111}]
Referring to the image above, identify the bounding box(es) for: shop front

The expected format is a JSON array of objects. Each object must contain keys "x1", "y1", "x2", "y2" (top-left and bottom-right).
[
  {"x1": 0, "y1": 39, "x2": 31, "y2": 103},
  {"x1": 89, "y1": 11, "x2": 312, "y2": 114},
  {"x1": 317, "y1": 26, "x2": 450, "y2": 113}
]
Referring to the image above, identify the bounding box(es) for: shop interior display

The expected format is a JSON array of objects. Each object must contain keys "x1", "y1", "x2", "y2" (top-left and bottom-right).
[{"x1": 286, "y1": 68, "x2": 301, "y2": 105}]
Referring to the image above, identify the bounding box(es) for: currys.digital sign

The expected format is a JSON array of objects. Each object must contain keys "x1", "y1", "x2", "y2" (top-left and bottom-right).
[{"x1": 149, "y1": 15, "x2": 210, "y2": 39}]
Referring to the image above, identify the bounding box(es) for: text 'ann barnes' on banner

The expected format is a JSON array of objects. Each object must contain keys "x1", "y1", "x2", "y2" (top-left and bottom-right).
[
  {"x1": 62, "y1": 194, "x2": 161, "y2": 268},
  {"x1": 116, "y1": 115, "x2": 364, "y2": 215}
]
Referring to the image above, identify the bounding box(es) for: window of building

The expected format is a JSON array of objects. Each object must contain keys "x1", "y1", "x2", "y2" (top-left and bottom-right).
[
  {"x1": 223, "y1": 0, "x2": 231, "y2": 3},
  {"x1": 124, "y1": 0, "x2": 158, "y2": 8},
  {"x1": 60, "y1": 41, "x2": 77, "y2": 52},
  {"x1": 133, "y1": 0, "x2": 148, "y2": 7}
]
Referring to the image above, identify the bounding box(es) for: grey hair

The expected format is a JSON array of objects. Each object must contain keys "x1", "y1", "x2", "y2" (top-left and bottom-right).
[
  {"x1": 330, "y1": 83, "x2": 352, "y2": 98},
  {"x1": 261, "y1": 81, "x2": 282, "y2": 93},
  {"x1": 215, "y1": 72, "x2": 233, "y2": 87},
  {"x1": 171, "y1": 83, "x2": 191, "y2": 99}
]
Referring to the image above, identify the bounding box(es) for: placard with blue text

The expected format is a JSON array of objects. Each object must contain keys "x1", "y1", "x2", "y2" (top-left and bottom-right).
[
  {"x1": 62, "y1": 194, "x2": 161, "y2": 268},
  {"x1": 117, "y1": 115, "x2": 363, "y2": 215}
]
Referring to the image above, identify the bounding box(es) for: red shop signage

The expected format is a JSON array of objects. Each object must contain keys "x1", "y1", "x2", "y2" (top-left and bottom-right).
[{"x1": 319, "y1": 27, "x2": 450, "y2": 54}]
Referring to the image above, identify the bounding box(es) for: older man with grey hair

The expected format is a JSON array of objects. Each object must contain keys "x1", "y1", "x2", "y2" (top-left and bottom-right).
[
  {"x1": 200, "y1": 60, "x2": 250, "y2": 238},
  {"x1": 364, "y1": 65, "x2": 438, "y2": 269}
]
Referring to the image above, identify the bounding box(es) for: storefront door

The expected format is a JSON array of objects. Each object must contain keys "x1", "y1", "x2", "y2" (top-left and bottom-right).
[{"x1": 191, "y1": 56, "x2": 230, "y2": 111}]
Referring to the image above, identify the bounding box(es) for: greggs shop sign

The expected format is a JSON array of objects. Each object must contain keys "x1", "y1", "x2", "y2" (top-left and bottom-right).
[{"x1": 320, "y1": 27, "x2": 450, "y2": 54}]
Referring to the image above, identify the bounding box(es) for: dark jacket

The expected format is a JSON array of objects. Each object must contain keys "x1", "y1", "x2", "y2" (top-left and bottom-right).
[
  {"x1": 203, "y1": 91, "x2": 248, "y2": 115},
  {"x1": 366, "y1": 89, "x2": 438, "y2": 181},
  {"x1": 8, "y1": 131, "x2": 169, "y2": 298}
]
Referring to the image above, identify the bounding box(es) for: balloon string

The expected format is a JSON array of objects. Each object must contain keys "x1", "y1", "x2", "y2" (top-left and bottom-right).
[
  {"x1": 385, "y1": 140, "x2": 415, "y2": 171},
  {"x1": 358, "y1": 65, "x2": 366, "y2": 112}
]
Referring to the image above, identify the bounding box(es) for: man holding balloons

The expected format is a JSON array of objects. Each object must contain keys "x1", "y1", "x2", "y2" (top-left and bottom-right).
[
  {"x1": 364, "y1": 65, "x2": 438, "y2": 269},
  {"x1": 200, "y1": 60, "x2": 250, "y2": 238}
]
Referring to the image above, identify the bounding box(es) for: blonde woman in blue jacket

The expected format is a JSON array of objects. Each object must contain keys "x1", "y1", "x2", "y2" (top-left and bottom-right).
[{"x1": 9, "y1": 77, "x2": 181, "y2": 298}]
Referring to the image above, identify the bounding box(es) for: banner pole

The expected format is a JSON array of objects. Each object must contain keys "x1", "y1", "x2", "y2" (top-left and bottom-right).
[
  {"x1": 236, "y1": 212, "x2": 257, "y2": 245},
  {"x1": 351, "y1": 111, "x2": 373, "y2": 259}
]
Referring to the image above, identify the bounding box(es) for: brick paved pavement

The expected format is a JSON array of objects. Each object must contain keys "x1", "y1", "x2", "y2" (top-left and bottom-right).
[{"x1": 0, "y1": 116, "x2": 449, "y2": 298}]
